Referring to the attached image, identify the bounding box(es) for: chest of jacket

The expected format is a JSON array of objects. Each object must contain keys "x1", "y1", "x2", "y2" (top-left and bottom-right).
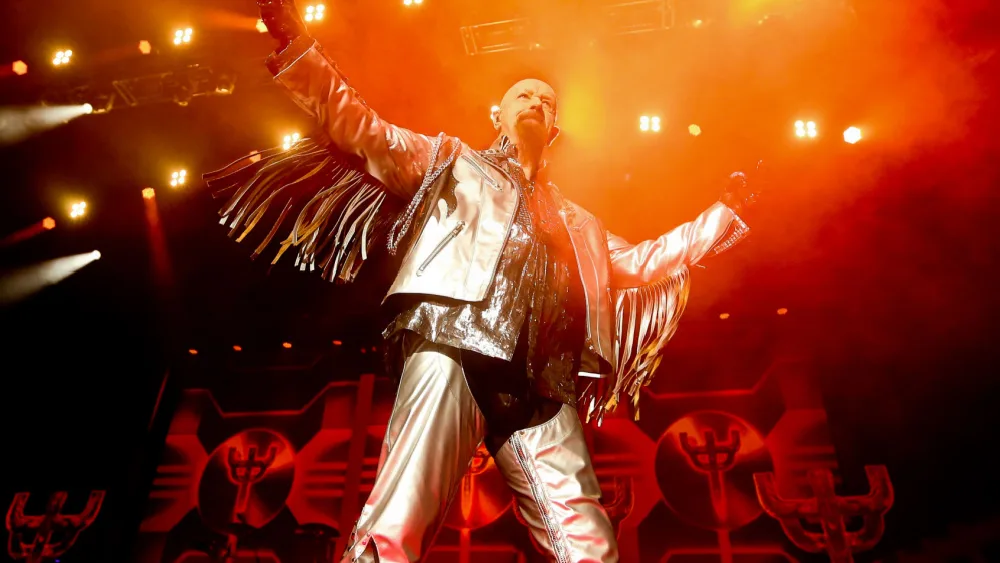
[{"x1": 385, "y1": 145, "x2": 617, "y2": 373}]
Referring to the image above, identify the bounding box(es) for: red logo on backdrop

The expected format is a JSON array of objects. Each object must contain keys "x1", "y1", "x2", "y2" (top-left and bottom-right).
[
  {"x1": 656, "y1": 411, "x2": 773, "y2": 530},
  {"x1": 198, "y1": 429, "x2": 295, "y2": 532},
  {"x1": 5, "y1": 490, "x2": 104, "y2": 563},
  {"x1": 754, "y1": 465, "x2": 894, "y2": 563}
]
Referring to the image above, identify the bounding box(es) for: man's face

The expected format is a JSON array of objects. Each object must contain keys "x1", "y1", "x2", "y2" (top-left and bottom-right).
[{"x1": 496, "y1": 79, "x2": 559, "y2": 149}]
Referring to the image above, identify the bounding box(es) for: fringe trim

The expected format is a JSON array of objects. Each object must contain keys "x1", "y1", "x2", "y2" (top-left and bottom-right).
[
  {"x1": 204, "y1": 138, "x2": 395, "y2": 283},
  {"x1": 583, "y1": 267, "x2": 691, "y2": 424}
]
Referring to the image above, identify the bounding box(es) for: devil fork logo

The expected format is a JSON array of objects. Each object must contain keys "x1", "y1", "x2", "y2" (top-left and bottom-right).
[
  {"x1": 5, "y1": 491, "x2": 105, "y2": 563},
  {"x1": 226, "y1": 445, "x2": 277, "y2": 517},
  {"x1": 754, "y1": 465, "x2": 894, "y2": 563},
  {"x1": 679, "y1": 429, "x2": 742, "y2": 524}
]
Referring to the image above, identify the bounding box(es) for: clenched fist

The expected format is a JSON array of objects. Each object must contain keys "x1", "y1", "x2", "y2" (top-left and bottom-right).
[{"x1": 257, "y1": 0, "x2": 309, "y2": 51}]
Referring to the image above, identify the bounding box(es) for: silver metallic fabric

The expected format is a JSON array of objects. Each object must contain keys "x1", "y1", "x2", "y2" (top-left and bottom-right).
[
  {"x1": 495, "y1": 404, "x2": 619, "y2": 563},
  {"x1": 386, "y1": 146, "x2": 585, "y2": 406},
  {"x1": 342, "y1": 333, "x2": 486, "y2": 562},
  {"x1": 266, "y1": 37, "x2": 749, "y2": 416}
]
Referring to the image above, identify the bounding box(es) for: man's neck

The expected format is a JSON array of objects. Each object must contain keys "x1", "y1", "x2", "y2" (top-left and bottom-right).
[{"x1": 492, "y1": 135, "x2": 545, "y2": 183}]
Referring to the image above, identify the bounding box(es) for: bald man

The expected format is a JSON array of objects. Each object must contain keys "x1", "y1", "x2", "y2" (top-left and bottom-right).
[{"x1": 225, "y1": 1, "x2": 756, "y2": 561}]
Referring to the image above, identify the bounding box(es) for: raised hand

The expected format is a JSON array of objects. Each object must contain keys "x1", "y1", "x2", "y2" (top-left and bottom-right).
[{"x1": 257, "y1": 0, "x2": 309, "y2": 51}]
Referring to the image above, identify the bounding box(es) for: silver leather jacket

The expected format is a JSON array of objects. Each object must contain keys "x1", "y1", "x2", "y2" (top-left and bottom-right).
[{"x1": 266, "y1": 37, "x2": 749, "y2": 414}]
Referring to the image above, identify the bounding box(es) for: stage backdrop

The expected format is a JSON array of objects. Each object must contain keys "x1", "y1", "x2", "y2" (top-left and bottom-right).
[{"x1": 126, "y1": 357, "x2": 893, "y2": 563}]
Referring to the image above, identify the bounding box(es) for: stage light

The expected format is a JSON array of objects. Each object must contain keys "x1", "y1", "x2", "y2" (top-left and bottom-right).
[
  {"x1": 173, "y1": 28, "x2": 193, "y2": 46},
  {"x1": 282, "y1": 341, "x2": 293, "y2": 349},
  {"x1": 52, "y1": 50, "x2": 72, "y2": 66},
  {"x1": 843, "y1": 126, "x2": 862, "y2": 144},
  {"x1": 777, "y1": 307, "x2": 788, "y2": 315},
  {"x1": 282, "y1": 132, "x2": 301, "y2": 150},
  {"x1": 91, "y1": 250, "x2": 102, "y2": 260},
  {"x1": 688, "y1": 124, "x2": 701, "y2": 136},
  {"x1": 305, "y1": 4, "x2": 325, "y2": 22},
  {"x1": 42, "y1": 217, "x2": 56, "y2": 230},
  {"x1": 794, "y1": 120, "x2": 817, "y2": 139},
  {"x1": 403, "y1": 0, "x2": 423, "y2": 6},
  {"x1": 69, "y1": 201, "x2": 87, "y2": 219},
  {"x1": 332, "y1": 340, "x2": 342, "y2": 346},
  {"x1": 139, "y1": 40, "x2": 152, "y2": 55},
  {"x1": 719, "y1": 312, "x2": 730, "y2": 319},
  {"x1": 233, "y1": 345, "x2": 242, "y2": 351},
  {"x1": 142, "y1": 187, "x2": 156, "y2": 200},
  {"x1": 82, "y1": 103, "x2": 93, "y2": 114},
  {"x1": 256, "y1": 18, "x2": 268, "y2": 33},
  {"x1": 12, "y1": 60, "x2": 27, "y2": 75},
  {"x1": 639, "y1": 115, "x2": 660, "y2": 133},
  {"x1": 188, "y1": 348, "x2": 198, "y2": 355},
  {"x1": 170, "y1": 169, "x2": 187, "y2": 187}
]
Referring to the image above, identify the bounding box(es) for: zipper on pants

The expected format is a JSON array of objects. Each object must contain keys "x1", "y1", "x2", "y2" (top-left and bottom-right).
[{"x1": 417, "y1": 221, "x2": 466, "y2": 276}]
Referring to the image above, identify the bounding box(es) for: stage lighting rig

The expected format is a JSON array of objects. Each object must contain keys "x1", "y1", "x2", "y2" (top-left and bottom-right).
[
  {"x1": 170, "y1": 170, "x2": 187, "y2": 187},
  {"x1": 142, "y1": 187, "x2": 156, "y2": 200},
  {"x1": 173, "y1": 28, "x2": 194, "y2": 46},
  {"x1": 639, "y1": 115, "x2": 661, "y2": 132},
  {"x1": 794, "y1": 120, "x2": 817, "y2": 139},
  {"x1": 304, "y1": 4, "x2": 325, "y2": 22},
  {"x1": 52, "y1": 50, "x2": 72, "y2": 66},
  {"x1": 460, "y1": 0, "x2": 671, "y2": 55},
  {"x1": 69, "y1": 201, "x2": 87, "y2": 219},
  {"x1": 282, "y1": 132, "x2": 301, "y2": 150}
]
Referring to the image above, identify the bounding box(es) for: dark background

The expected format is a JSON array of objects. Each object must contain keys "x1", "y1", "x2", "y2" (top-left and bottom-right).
[{"x1": 1, "y1": 0, "x2": 999, "y2": 560}]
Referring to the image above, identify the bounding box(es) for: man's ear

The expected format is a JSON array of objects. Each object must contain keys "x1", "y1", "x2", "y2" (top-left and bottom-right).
[{"x1": 547, "y1": 125, "x2": 561, "y2": 146}]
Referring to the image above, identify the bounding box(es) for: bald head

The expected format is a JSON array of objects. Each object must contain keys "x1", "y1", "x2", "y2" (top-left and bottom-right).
[{"x1": 494, "y1": 78, "x2": 560, "y2": 151}]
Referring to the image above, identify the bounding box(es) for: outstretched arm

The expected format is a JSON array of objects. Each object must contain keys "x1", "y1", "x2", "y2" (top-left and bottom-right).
[
  {"x1": 257, "y1": 0, "x2": 439, "y2": 200},
  {"x1": 607, "y1": 202, "x2": 748, "y2": 288}
]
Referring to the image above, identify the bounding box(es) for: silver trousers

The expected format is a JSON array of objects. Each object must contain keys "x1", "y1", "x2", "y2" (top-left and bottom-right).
[{"x1": 342, "y1": 334, "x2": 618, "y2": 562}]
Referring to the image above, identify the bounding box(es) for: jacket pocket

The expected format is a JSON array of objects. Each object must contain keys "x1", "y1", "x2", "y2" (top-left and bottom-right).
[{"x1": 417, "y1": 221, "x2": 467, "y2": 276}]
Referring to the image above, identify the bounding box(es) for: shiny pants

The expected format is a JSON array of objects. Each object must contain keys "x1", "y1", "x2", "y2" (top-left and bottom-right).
[{"x1": 342, "y1": 333, "x2": 617, "y2": 562}]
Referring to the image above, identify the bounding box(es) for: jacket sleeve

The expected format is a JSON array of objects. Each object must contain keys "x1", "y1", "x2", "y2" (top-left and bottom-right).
[
  {"x1": 607, "y1": 201, "x2": 749, "y2": 288},
  {"x1": 265, "y1": 36, "x2": 437, "y2": 200}
]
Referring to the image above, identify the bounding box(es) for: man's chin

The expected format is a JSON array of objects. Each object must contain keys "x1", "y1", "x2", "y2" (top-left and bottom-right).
[{"x1": 514, "y1": 121, "x2": 547, "y2": 145}]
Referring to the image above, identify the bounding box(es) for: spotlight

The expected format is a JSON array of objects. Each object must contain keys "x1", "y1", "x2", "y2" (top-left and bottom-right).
[
  {"x1": 639, "y1": 115, "x2": 660, "y2": 133},
  {"x1": 69, "y1": 201, "x2": 87, "y2": 219},
  {"x1": 188, "y1": 348, "x2": 198, "y2": 355},
  {"x1": 282, "y1": 132, "x2": 301, "y2": 150},
  {"x1": 233, "y1": 345, "x2": 243, "y2": 352},
  {"x1": 52, "y1": 50, "x2": 72, "y2": 66},
  {"x1": 91, "y1": 250, "x2": 102, "y2": 260},
  {"x1": 138, "y1": 40, "x2": 152, "y2": 55},
  {"x1": 282, "y1": 342, "x2": 293, "y2": 349},
  {"x1": 256, "y1": 19, "x2": 269, "y2": 33},
  {"x1": 82, "y1": 103, "x2": 93, "y2": 114},
  {"x1": 12, "y1": 60, "x2": 27, "y2": 75},
  {"x1": 304, "y1": 4, "x2": 325, "y2": 22},
  {"x1": 843, "y1": 126, "x2": 862, "y2": 144},
  {"x1": 42, "y1": 217, "x2": 56, "y2": 230},
  {"x1": 777, "y1": 307, "x2": 788, "y2": 315},
  {"x1": 688, "y1": 124, "x2": 701, "y2": 136},
  {"x1": 719, "y1": 312, "x2": 730, "y2": 319},
  {"x1": 142, "y1": 187, "x2": 156, "y2": 200},
  {"x1": 173, "y1": 28, "x2": 193, "y2": 46},
  {"x1": 403, "y1": 0, "x2": 423, "y2": 5},
  {"x1": 794, "y1": 120, "x2": 817, "y2": 139},
  {"x1": 170, "y1": 169, "x2": 187, "y2": 187}
]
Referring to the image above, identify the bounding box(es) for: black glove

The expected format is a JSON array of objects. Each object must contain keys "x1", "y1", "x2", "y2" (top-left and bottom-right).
[
  {"x1": 258, "y1": 0, "x2": 309, "y2": 52},
  {"x1": 721, "y1": 160, "x2": 765, "y2": 216}
]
